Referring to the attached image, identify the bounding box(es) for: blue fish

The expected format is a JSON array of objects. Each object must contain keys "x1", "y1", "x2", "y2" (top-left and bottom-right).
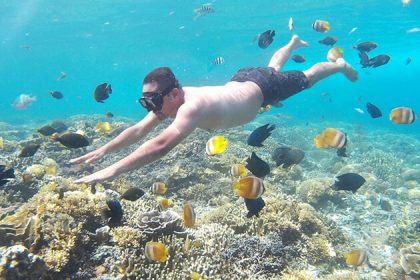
[
  {"x1": 366, "y1": 102, "x2": 382, "y2": 118},
  {"x1": 258, "y1": 30, "x2": 275, "y2": 49},
  {"x1": 333, "y1": 173, "x2": 366, "y2": 193},
  {"x1": 0, "y1": 165, "x2": 15, "y2": 187},
  {"x1": 247, "y1": 124, "x2": 275, "y2": 147},
  {"x1": 244, "y1": 197, "x2": 265, "y2": 218},
  {"x1": 101, "y1": 199, "x2": 123, "y2": 226},
  {"x1": 245, "y1": 152, "x2": 270, "y2": 178},
  {"x1": 271, "y1": 146, "x2": 305, "y2": 168}
]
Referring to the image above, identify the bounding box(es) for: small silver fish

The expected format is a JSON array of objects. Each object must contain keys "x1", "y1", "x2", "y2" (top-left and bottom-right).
[
  {"x1": 288, "y1": 17, "x2": 293, "y2": 31},
  {"x1": 354, "y1": 108, "x2": 364, "y2": 114},
  {"x1": 213, "y1": 56, "x2": 224, "y2": 65},
  {"x1": 57, "y1": 71, "x2": 67, "y2": 80},
  {"x1": 406, "y1": 57, "x2": 412, "y2": 65},
  {"x1": 407, "y1": 27, "x2": 420, "y2": 33},
  {"x1": 349, "y1": 27, "x2": 358, "y2": 35}
]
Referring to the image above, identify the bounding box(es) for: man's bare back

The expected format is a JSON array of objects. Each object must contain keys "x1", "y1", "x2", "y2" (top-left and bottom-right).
[
  {"x1": 71, "y1": 35, "x2": 358, "y2": 184},
  {"x1": 181, "y1": 81, "x2": 263, "y2": 129}
]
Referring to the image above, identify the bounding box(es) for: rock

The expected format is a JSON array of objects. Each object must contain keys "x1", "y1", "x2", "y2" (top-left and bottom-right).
[{"x1": 402, "y1": 169, "x2": 420, "y2": 182}]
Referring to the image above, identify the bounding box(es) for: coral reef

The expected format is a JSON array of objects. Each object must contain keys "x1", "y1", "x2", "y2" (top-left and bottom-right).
[
  {"x1": 400, "y1": 243, "x2": 420, "y2": 277},
  {"x1": 111, "y1": 226, "x2": 144, "y2": 248},
  {"x1": 202, "y1": 193, "x2": 339, "y2": 271},
  {"x1": 296, "y1": 177, "x2": 341, "y2": 207},
  {"x1": 0, "y1": 245, "x2": 48, "y2": 279},
  {"x1": 0, "y1": 115, "x2": 418, "y2": 279},
  {"x1": 136, "y1": 209, "x2": 187, "y2": 238},
  {"x1": 0, "y1": 179, "x2": 107, "y2": 273}
]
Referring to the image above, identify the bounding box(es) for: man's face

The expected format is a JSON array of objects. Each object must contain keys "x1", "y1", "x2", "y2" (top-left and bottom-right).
[{"x1": 141, "y1": 82, "x2": 171, "y2": 120}]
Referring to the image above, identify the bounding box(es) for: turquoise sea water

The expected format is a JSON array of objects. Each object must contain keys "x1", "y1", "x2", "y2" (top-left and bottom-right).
[{"x1": 1, "y1": 0, "x2": 419, "y2": 136}]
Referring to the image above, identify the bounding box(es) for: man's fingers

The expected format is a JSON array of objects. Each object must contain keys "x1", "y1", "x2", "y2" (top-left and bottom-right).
[
  {"x1": 70, "y1": 156, "x2": 87, "y2": 164},
  {"x1": 74, "y1": 176, "x2": 92, "y2": 184}
]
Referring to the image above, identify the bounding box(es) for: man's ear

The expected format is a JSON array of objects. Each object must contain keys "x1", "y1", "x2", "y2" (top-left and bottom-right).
[{"x1": 171, "y1": 88, "x2": 181, "y2": 99}]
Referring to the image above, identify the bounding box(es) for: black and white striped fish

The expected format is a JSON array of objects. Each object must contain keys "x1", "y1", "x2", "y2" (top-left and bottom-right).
[
  {"x1": 193, "y1": 3, "x2": 215, "y2": 20},
  {"x1": 213, "y1": 56, "x2": 224, "y2": 65}
]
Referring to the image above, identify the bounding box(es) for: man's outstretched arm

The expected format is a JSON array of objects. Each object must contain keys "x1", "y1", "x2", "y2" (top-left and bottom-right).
[
  {"x1": 74, "y1": 105, "x2": 200, "y2": 184},
  {"x1": 70, "y1": 112, "x2": 161, "y2": 164}
]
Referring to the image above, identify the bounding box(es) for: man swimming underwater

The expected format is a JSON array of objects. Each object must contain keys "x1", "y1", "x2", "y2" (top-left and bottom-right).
[{"x1": 72, "y1": 35, "x2": 358, "y2": 184}]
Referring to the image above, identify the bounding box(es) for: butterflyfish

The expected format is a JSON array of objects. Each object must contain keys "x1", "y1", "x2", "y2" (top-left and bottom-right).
[
  {"x1": 206, "y1": 135, "x2": 228, "y2": 156},
  {"x1": 327, "y1": 47, "x2": 343, "y2": 62},
  {"x1": 345, "y1": 249, "x2": 367, "y2": 266},
  {"x1": 314, "y1": 128, "x2": 346, "y2": 149},
  {"x1": 230, "y1": 163, "x2": 247, "y2": 177},
  {"x1": 390, "y1": 107, "x2": 416, "y2": 124},
  {"x1": 183, "y1": 202, "x2": 196, "y2": 227},
  {"x1": 159, "y1": 198, "x2": 173, "y2": 210},
  {"x1": 144, "y1": 242, "x2": 169, "y2": 262},
  {"x1": 151, "y1": 182, "x2": 167, "y2": 194},
  {"x1": 312, "y1": 20, "x2": 330, "y2": 33},
  {"x1": 234, "y1": 176, "x2": 264, "y2": 199}
]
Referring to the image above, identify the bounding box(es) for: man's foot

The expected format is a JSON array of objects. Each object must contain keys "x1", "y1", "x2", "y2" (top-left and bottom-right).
[
  {"x1": 290, "y1": 35, "x2": 309, "y2": 50},
  {"x1": 336, "y1": 58, "x2": 358, "y2": 82}
]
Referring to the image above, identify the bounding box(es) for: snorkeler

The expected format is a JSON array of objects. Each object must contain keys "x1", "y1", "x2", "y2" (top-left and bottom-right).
[{"x1": 71, "y1": 35, "x2": 358, "y2": 184}]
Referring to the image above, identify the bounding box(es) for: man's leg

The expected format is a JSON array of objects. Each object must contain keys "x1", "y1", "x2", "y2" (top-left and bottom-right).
[
  {"x1": 303, "y1": 58, "x2": 358, "y2": 87},
  {"x1": 268, "y1": 35, "x2": 309, "y2": 72}
]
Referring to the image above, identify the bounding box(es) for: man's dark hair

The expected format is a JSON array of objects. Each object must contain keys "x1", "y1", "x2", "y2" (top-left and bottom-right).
[{"x1": 143, "y1": 67, "x2": 180, "y2": 92}]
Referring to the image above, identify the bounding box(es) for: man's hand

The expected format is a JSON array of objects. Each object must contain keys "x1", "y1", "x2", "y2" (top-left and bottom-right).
[
  {"x1": 74, "y1": 167, "x2": 116, "y2": 184},
  {"x1": 70, "y1": 149, "x2": 105, "y2": 164}
]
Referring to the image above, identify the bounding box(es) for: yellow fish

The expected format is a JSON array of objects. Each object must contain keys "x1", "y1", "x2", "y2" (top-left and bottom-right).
[
  {"x1": 234, "y1": 176, "x2": 264, "y2": 199},
  {"x1": 191, "y1": 272, "x2": 201, "y2": 280},
  {"x1": 230, "y1": 163, "x2": 247, "y2": 177},
  {"x1": 151, "y1": 182, "x2": 167, "y2": 194},
  {"x1": 345, "y1": 249, "x2": 367, "y2": 266},
  {"x1": 144, "y1": 242, "x2": 169, "y2": 263},
  {"x1": 159, "y1": 198, "x2": 173, "y2": 210},
  {"x1": 313, "y1": 19, "x2": 330, "y2": 33},
  {"x1": 96, "y1": 122, "x2": 113, "y2": 133},
  {"x1": 314, "y1": 128, "x2": 346, "y2": 149},
  {"x1": 389, "y1": 107, "x2": 416, "y2": 124},
  {"x1": 0, "y1": 137, "x2": 3, "y2": 149},
  {"x1": 205, "y1": 135, "x2": 228, "y2": 156},
  {"x1": 327, "y1": 47, "x2": 343, "y2": 62},
  {"x1": 183, "y1": 202, "x2": 196, "y2": 228},
  {"x1": 258, "y1": 104, "x2": 271, "y2": 114}
]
